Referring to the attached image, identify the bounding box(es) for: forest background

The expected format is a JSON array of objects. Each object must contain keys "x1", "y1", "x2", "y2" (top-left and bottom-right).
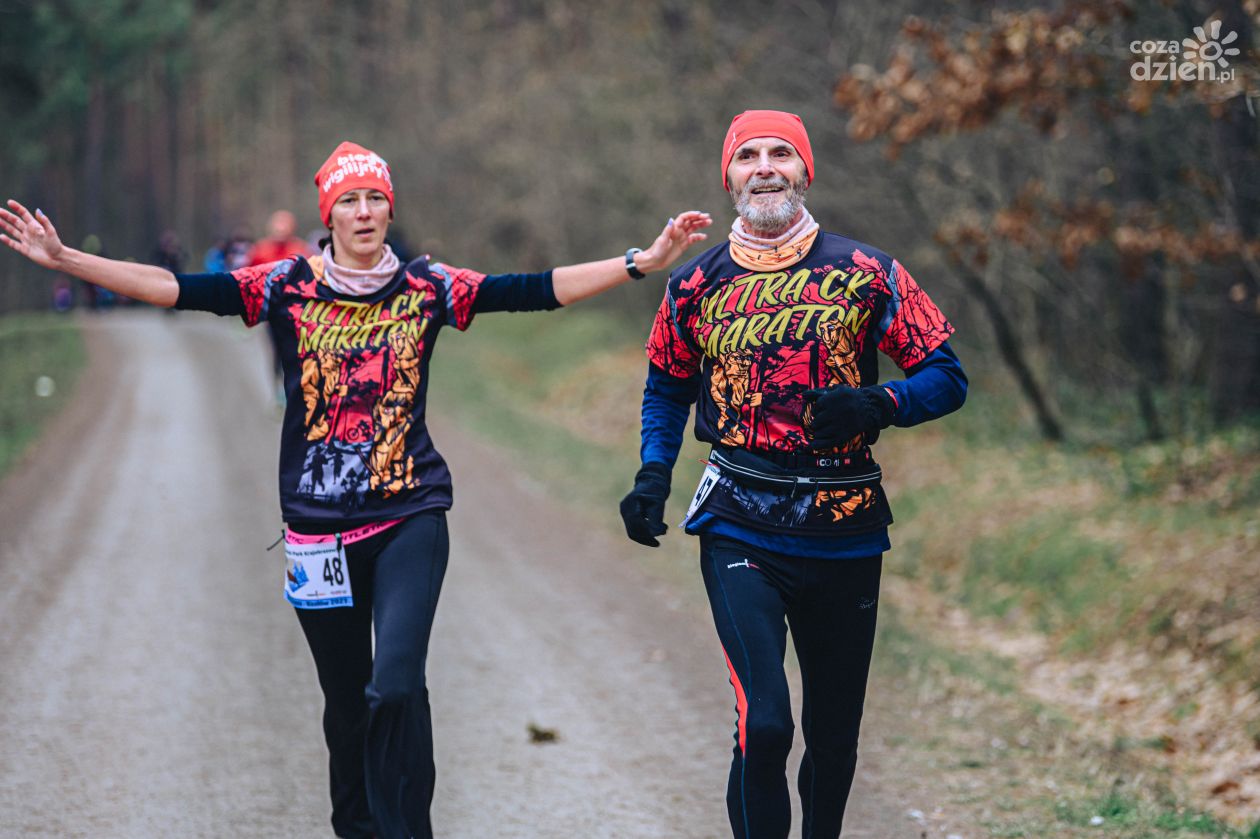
[{"x1": 1, "y1": 0, "x2": 1259, "y2": 835}]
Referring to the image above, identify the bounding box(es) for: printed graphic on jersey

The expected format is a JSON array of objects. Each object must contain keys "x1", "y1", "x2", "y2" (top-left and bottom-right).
[
  {"x1": 879, "y1": 261, "x2": 953, "y2": 369},
  {"x1": 368, "y1": 329, "x2": 421, "y2": 495},
  {"x1": 650, "y1": 258, "x2": 883, "y2": 452},
  {"x1": 802, "y1": 316, "x2": 865, "y2": 452},
  {"x1": 710, "y1": 349, "x2": 761, "y2": 446},
  {"x1": 235, "y1": 258, "x2": 294, "y2": 325},
  {"x1": 231, "y1": 257, "x2": 487, "y2": 521},
  {"x1": 649, "y1": 235, "x2": 949, "y2": 534},
  {"x1": 648, "y1": 237, "x2": 952, "y2": 458},
  {"x1": 430, "y1": 263, "x2": 485, "y2": 331},
  {"x1": 289, "y1": 291, "x2": 431, "y2": 508}
]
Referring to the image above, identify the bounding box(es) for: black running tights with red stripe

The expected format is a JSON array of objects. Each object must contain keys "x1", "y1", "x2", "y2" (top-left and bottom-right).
[{"x1": 699, "y1": 533, "x2": 882, "y2": 839}]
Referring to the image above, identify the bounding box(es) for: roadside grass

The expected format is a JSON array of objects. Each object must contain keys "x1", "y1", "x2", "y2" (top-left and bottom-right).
[
  {"x1": 886, "y1": 373, "x2": 1260, "y2": 691},
  {"x1": 879, "y1": 590, "x2": 1260, "y2": 837},
  {"x1": 429, "y1": 308, "x2": 1260, "y2": 835},
  {"x1": 0, "y1": 313, "x2": 85, "y2": 478},
  {"x1": 959, "y1": 514, "x2": 1126, "y2": 635}
]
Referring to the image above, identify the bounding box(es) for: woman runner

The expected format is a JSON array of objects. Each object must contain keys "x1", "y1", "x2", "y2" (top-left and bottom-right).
[{"x1": 0, "y1": 140, "x2": 711, "y2": 839}]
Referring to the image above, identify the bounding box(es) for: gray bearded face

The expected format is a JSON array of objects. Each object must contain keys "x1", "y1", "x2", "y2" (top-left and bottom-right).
[{"x1": 733, "y1": 173, "x2": 808, "y2": 236}]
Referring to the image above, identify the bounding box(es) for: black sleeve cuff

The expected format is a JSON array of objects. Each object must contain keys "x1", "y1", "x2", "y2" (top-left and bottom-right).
[
  {"x1": 472, "y1": 271, "x2": 558, "y2": 313},
  {"x1": 174, "y1": 272, "x2": 246, "y2": 316}
]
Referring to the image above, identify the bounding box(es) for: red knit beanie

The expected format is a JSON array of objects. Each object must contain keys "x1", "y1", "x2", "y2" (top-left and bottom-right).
[
  {"x1": 314, "y1": 142, "x2": 395, "y2": 226},
  {"x1": 721, "y1": 110, "x2": 814, "y2": 192}
]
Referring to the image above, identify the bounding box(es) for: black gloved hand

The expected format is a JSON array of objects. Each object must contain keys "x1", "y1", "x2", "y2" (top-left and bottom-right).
[
  {"x1": 619, "y1": 462, "x2": 672, "y2": 547},
  {"x1": 802, "y1": 385, "x2": 896, "y2": 450}
]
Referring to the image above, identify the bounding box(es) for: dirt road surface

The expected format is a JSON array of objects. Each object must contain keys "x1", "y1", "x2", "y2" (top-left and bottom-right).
[{"x1": 0, "y1": 312, "x2": 924, "y2": 838}]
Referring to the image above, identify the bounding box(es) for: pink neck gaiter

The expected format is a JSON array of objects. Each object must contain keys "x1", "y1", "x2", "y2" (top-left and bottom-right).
[{"x1": 322, "y1": 244, "x2": 400, "y2": 296}]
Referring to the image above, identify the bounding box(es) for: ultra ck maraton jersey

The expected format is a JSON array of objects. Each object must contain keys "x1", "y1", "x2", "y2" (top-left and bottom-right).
[
  {"x1": 226, "y1": 254, "x2": 501, "y2": 526},
  {"x1": 647, "y1": 233, "x2": 953, "y2": 535}
]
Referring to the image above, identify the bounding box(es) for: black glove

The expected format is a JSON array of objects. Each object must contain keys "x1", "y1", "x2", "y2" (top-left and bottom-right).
[
  {"x1": 619, "y1": 462, "x2": 672, "y2": 547},
  {"x1": 802, "y1": 385, "x2": 896, "y2": 450}
]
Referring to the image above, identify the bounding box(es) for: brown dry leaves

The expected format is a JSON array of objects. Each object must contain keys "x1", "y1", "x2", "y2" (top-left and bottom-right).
[
  {"x1": 936, "y1": 178, "x2": 1260, "y2": 279},
  {"x1": 834, "y1": 3, "x2": 1258, "y2": 155},
  {"x1": 833, "y1": 3, "x2": 1131, "y2": 157},
  {"x1": 834, "y1": 3, "x2": 1260, "y2": 293}
]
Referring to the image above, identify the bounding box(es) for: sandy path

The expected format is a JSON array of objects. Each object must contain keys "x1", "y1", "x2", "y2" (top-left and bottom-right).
[{"x1": 0, "y1": 311, "x2": 921, "y2": 838}]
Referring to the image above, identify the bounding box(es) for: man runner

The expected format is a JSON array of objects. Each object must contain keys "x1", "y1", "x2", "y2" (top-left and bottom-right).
[{"x1": 619, "y1": 110, "x2": 967, "y2": 838}]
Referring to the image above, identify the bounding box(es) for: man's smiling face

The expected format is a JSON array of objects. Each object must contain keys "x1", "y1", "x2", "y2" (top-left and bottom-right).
[{"x1": 726, "y1": 137, "x2": 809, "y2": 236}]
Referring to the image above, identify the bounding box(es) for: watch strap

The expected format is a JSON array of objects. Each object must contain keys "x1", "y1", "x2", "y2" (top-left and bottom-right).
[{"x1": 625, "y1": 247, "x2": 646, "y2": 280}]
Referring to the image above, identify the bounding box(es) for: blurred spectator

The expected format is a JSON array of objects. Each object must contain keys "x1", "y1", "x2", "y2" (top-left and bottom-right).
[
  {"x1": 80, "y1": 234, "x2": 114, "y2": 309},
  {"x1": 245, "y1": 211, "x2": 311, "y2": 406},
  {"x1": 225, "y1": 226, "x2": 253, "y2": 270},
  {"x1": 150, "y1": 230, "x2": 186, "y2": 314},
  {"x1": 151, "y1": 229, "x2": 186, "y2": 274},
  {"x1": 247, "y1": 210, "x2": 313, "y2": 266},
  {"x1": 203, "y1": 237, "x2": 228, "y2": 272},
  {"x1": 52, "y1": 278, "x2": 73, "y2": 312}
]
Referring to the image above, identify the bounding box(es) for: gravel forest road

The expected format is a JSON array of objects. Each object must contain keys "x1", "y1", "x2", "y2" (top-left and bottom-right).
[{"x1": 0, "y1": 311, "x2": 923, "y2": 838}]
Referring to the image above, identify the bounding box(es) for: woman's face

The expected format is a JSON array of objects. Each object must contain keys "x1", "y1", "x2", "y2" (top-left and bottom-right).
[{"x1": 328, "y1": 188, "x2": 391, "y2": 268}]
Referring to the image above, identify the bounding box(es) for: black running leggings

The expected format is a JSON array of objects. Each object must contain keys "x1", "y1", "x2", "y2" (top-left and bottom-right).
[
  {"x1": 700, "y1": 533, "x2": 882, "y2": 839},
  {"x1": 295, "y1": 510, "x2": 449, "y2": 839}
]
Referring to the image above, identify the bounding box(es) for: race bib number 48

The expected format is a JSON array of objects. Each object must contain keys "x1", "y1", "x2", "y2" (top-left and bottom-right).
[{"x1": 284, "y1": 536, "x2": 353, "y2": 609}]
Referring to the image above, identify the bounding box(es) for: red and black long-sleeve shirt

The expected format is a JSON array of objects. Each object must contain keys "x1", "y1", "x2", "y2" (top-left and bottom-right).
[{"x1": 176, "y1": 254, "x2": 557, "y2": 529}]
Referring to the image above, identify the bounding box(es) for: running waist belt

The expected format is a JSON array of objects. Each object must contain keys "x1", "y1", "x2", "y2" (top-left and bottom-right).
[{"x1": 709, "y1": 447, "x2": 882, "y2": 497}]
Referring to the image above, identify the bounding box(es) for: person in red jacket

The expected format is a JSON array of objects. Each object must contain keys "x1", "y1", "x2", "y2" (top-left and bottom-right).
[
  {"x1": 247, "y1": 209, "x2": 314, "y2": 266},
  {"x1": 2, "y1": 140, "x2": 711, "y2": 839},
  {"x1": 247, "y1": 210, "x2": 315, "y2": 390}
]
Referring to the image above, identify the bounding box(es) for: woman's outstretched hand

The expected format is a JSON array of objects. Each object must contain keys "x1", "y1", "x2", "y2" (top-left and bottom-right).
[
  {"x1": 636, "y1": 210, "x2": 713, "y2": 274},
  {"x1": 0, "y1": 200, "x2": 67, "y2": 269},
  {"x1": 0, "y1": 198, "x2": 179, "y2": 306}
]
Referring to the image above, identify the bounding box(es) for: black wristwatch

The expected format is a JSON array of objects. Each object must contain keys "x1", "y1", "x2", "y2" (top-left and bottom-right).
[{"x1": 625, "y1": 247, "x2": 646, "y2": 280}]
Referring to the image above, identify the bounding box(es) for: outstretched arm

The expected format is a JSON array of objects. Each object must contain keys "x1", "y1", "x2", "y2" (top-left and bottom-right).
[
  {"x1": 552, "y1": 210, "x2": 711, "y2": 306},
  {"x1": 0, "y1": 200, "x2": 179, "y2": 307}
]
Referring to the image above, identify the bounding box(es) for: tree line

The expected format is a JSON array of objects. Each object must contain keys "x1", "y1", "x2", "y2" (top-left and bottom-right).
[{"x1": 1, "y1": 0, "x2": 1256, "y2": 441}]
